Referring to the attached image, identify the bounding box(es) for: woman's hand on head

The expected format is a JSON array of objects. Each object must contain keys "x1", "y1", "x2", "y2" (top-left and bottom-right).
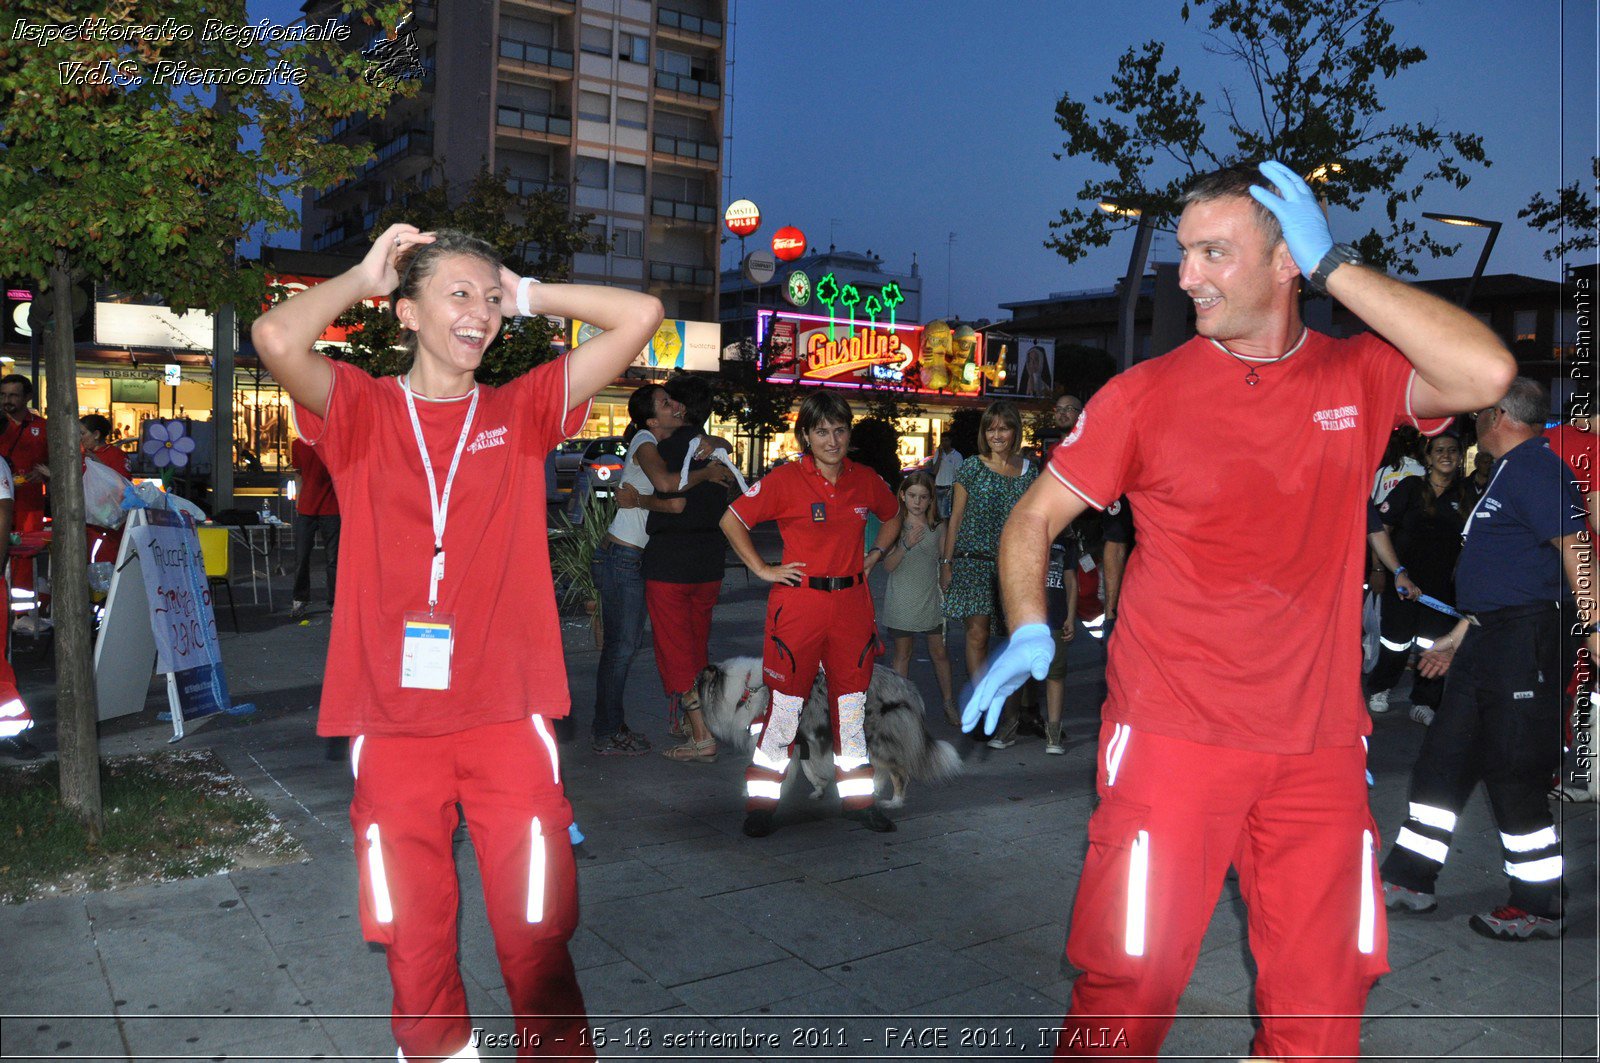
[
  {"x1": 498, "y1": 265, "x2": 526, "y2": 311},
  {"x1": 362, "y1": 224, "x2": 434, "y2": 298}
]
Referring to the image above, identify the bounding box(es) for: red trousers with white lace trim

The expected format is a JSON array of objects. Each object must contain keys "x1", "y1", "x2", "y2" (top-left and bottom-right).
[
  {"x1": 350, "y1": 717, "x2": 592, "y2": 1062},
  {"x1": 745, "y1": 583, "x2": 880, "y2": 811},
  {"x1": 1057, "y1": 723, "x2": 1387, "y2": 1061}
]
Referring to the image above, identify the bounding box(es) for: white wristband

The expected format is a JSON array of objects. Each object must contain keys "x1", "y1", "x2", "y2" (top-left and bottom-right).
[{"x1": 516, "y1": 276, "x2": 541, "y2": 317}]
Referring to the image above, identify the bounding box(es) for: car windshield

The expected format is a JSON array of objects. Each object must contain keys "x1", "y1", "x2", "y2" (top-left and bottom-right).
[{"x1": 584, "y1": 438, "x2": 627, "y2": 460}]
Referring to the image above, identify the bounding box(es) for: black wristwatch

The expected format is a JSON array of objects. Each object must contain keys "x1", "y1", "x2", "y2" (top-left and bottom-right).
[{"x1": 1309, "y1": 243, "x2": 1362, "y2": 294}]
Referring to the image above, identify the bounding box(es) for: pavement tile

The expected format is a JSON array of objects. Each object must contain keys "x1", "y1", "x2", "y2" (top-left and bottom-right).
[
  {"x1": 232, "y1": 857, "x2": 359, "y2": 947},
  {"x1": 956, "y1": 921, "x2": 1067, "y2": 991},
  {"x1": 702, "y1": 878, "x2": 924, "y2": 969},
  {"x1": 0, "y1": 901, "x2": 108, "y2": 1014},
  {"x1": 769, "y1": 837, "x2": 923, "y2": 884},
  {"x1": 585, "y1": 888, "x2": 788, "y2": 986},
  {"x1": 576, "y1": 958, "x2": 685, "y2": 1016},
  {"x1": 821, "y1": 940, "x2": 1006, "y2": 1012},
  {"x1": 0, "y1": 1016, "x2": 126, "y2": 1060},
  {"x1": 567, "y1": 925, "x2": 626, "y2": 971},
  {"x1": 669, "y1": 958, "x2": 839, "y2": 1016},
  {"x1": 576, "y1": 858, "x2": 679, "y2": 904},
  {"x1": 642, "y1": 842, "x2": 806, "y2": 897}
]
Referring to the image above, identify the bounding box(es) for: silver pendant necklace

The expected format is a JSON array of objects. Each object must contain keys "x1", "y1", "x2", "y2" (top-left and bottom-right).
[{"x1": 1210, "y1": 328, "x2": 1308, "y2": 386}]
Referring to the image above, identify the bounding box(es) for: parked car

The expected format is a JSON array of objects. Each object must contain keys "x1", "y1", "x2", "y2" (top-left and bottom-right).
[
  {"x1": 565, "y1": 436, "x2": 629, "y2": 523},
  {"x1": 551, "y1": 438, "x2": 589, "y2": 492}
]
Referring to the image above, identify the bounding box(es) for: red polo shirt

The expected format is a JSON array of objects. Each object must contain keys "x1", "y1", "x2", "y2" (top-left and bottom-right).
[
  {"x1": 728, "y1": 454, "x2": 897, "y2": 577},
  {"x1": 0, "y1": 414, "x2": 48, "y2": 525}
]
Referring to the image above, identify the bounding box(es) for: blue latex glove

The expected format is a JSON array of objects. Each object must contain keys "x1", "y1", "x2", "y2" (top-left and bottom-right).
[
  {"x1": 1247, "y1": 160, "x2": 1334, "y2": 278},
  {"x1": 961, "y1": 623, "x2": 1056, "y2": 734}
]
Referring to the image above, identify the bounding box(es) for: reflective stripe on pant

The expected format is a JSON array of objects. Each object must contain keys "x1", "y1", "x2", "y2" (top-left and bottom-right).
[
  {"x1": 1380, "y1": 607, "x2": 1570, "y2": 916},
  {"x1": 350, "y1": 718, "x2": 591, "y2": 1062},
  {"x1": 1366, "y1": 592, "x2": 1457, "y2": 708},
  {"x1": 1058, "y1": 722, "x2": 1386, "y2": 1060},
  {"x1": 0, "y1": 645, "x2": 31, "y2": 737},
  {"x1": 746, "y1": 690, "x2": 802, "y2": 809}
]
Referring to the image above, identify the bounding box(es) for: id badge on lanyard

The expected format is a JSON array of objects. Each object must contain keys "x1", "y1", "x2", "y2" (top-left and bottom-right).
[
  {"x1": 399, "y1": 375, "x2": 479, "y2": 691},
  {"x1": 401, "y1": 611, "x2": 455, "y2": 690}
]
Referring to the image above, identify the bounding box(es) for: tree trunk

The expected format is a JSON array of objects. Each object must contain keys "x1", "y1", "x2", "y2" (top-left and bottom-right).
[{"x1": 46, "y1": 258, "x2": 103, "y2": 841}]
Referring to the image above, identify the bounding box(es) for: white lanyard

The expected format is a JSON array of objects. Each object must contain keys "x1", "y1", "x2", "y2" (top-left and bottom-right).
[
  {"x1": 1459, "y1": 456, "x2": 1508, "y2": 546},
  {"x1": 401, "y1": 374, "x2": 480, "y2": 613}
]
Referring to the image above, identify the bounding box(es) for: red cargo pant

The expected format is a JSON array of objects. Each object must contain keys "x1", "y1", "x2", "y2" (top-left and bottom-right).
[
  {"x1": 1057, "y1": 723, "x2": 1388, "y2": 1061},
  {"x1": 644, "y1": 579, "x2": 721, "y2": 697},
  {"x1": 745, "y1": 582, "x2": 881, "y2": 810},
  {"x1": 350, "y1": 717, "x2": 591, "y2": 1062}
]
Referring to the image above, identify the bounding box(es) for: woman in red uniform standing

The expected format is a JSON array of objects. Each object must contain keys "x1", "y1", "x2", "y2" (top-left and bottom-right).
[
  {"x1": 252, "y1": 224, "x2": 663, "y2": 1062},
  {"x1": 720, "y1": 392, "x2": 902, "y2": 836}
]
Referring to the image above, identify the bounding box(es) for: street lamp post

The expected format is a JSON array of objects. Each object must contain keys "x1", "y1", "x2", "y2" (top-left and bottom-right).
[
  {"x1": 1101, "y1": 201, "x2": 1155, "y2": 373},
  {"x1": 1421, "y1": 212, "x2": 1502, "y2": 310}
]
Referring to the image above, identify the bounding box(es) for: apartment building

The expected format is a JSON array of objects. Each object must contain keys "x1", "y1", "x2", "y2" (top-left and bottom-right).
[{"x1": 302, "y1": 0, "x2": 727, "y2": 320}]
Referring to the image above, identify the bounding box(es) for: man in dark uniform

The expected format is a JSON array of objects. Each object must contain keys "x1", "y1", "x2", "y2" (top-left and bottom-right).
[{"x1": 1381, "y1": 377, "x2": 1597, "y2": 940}]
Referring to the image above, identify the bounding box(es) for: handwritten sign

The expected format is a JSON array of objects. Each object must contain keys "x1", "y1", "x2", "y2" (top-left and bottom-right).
[{"x1": 128, "y1": 509, "x2": 222, "y2": 673}]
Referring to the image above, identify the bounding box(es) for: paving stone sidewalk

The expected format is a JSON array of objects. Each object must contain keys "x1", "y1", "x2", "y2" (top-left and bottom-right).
[{"x1": 1, "y1": 562, "x2": 1595, "y2": 1061}]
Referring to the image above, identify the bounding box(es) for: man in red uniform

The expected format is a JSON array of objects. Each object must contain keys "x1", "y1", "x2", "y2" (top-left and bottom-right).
[
  {"x1": 968, "y1": 161, "x2": 1516, "y2": 1060},
  {"x1": 0, "y1": 374, "x2": 48, "y2": 610},
  {"x1": 290, "y1": 436, "x2": 340, "y2": 619},
  {"x1": 0, "y1": 454, "x2": 37, "y2": 759},
  {"x1": 721, "y1": 392, "x2": 901, "y2": 836}
]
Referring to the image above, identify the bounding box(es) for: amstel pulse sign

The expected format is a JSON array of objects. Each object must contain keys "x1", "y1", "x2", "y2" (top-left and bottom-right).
[{"x1": 723, "y1": 199, "x2": 760, "y2": 237}]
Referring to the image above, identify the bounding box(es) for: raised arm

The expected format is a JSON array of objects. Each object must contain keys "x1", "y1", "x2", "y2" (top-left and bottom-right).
[
  {"x1": 513, "y1": 275, "x2": 663, "y2": 411},
  {"x1": 252, "y1": 223, "x2": 430, "y2": 418},
  {"x1": 1250, "y1": 161, "x2": 1516, "y2": 418}
]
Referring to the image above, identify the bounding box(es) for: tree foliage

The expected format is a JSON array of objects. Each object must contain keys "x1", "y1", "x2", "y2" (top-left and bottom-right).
[
  {"x1": 0, "y1": 0, "x2": 411, "y2": 302},
  {"x1": 1047, "y1": 0, "x2": 1489, "y2": 274},
  {"x1": 0, "y1": 0, "x2": 408, "y2": 835},
  {"x1": 326, "y1": 169, "x2": 606, "y2": 385},
  {"x1": 1519, "y1": 157, "x2": 1599, "y2": 263}
]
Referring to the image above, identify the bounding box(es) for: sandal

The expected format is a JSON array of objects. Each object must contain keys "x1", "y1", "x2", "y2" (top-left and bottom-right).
[{"x1": 662, "y1": 736, "x2": 717, "y2": 763}]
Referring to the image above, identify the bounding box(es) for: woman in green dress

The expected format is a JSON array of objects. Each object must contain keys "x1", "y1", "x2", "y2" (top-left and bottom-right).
[{"x1": 940, "y1": 400, "x2": 1037, "y2": 688}]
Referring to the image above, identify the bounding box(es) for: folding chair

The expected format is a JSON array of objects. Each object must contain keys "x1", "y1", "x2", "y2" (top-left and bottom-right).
[{"x1": 197, "y1": 526, "x2": 239, "y2": 631}]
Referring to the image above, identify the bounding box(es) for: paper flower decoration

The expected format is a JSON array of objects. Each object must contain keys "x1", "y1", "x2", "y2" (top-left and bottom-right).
[{"x1": 142, "y1": 420, "x2": 196, "y2": 469}]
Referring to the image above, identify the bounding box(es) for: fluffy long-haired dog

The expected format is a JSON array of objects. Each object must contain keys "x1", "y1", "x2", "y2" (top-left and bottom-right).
[{"x1": 689, "y1": 656, "x2": 961, "y2": 808}]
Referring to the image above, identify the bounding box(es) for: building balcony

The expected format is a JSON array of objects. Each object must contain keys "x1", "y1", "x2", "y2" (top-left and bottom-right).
[
  {"x1": 653, "y1": 70, "x2": 720, "y2": 106},
  {"x1": 651, "y1": 197, "x2": 716, "y2": 225},
  {"x1": 649, "y1": 261, "x2": 715, "y2": 288},
  {"x1": 652, "y1": 134, "x2": 719, "y2": 165},
  {"x1": 657, "y1": 7, "x2": 723, "y2": 42},
  {"x1": 365, "y1": 129, "x2": 433, "y2": 179},
  {"x1": 503, "y1": 0, "x2": 575, "y2": 14},
  {"x1": 496, "y1": 106, "x2": 573, "y2": 141},
  {"x1": 498, "y1": 38, "x2": 574, "y2": 75},
  {"x1": 507, "y1": 176, "x2": 569, "y2": 201}
]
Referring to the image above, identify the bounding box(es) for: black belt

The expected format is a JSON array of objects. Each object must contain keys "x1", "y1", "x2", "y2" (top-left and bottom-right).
[
  {"x1": 807, "y1": 573, "x2": 863, "y2": 591},
  {"x1": 1462, "y1": 602, "x2": 1558, "y2": 627}
]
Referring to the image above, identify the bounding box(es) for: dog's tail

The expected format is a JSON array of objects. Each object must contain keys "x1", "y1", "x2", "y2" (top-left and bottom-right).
[{"x1": 922, "y1": 739, "x2": 962, "y2": 783}]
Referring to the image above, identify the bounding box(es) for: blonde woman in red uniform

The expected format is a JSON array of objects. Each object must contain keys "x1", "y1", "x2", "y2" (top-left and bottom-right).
[
  {"x1": 253, "y1": 224, "x2": 663, "y2": 1062},
  {"x1": 720, "y1": 392, "x2": 902, "y2": 837}
]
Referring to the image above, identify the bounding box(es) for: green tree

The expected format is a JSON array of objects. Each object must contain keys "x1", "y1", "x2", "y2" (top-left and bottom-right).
[
  {"x1": 1047, "y1": 0, "x2": 1488, "y2": 274},
  {"x1": 318, "y1": 169, "x2": 607, "y2": 385},
  {"x1": 816, "y1": 272, "x2": 841, "y2": 339},
  {"x1": 1519, "y1": 157, "x2": 1599, "y2": 263},
  {"x1": 839, "y1": 283, "x2": 861, "y2": 331},
  {"x1": 0, "y1": 0, "x2": 410, "y2": 836}
]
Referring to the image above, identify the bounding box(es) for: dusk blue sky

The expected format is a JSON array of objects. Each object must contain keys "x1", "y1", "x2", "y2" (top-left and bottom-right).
[{"x1": 254, "y1": 0, "x2": 1598, "y2": 319}]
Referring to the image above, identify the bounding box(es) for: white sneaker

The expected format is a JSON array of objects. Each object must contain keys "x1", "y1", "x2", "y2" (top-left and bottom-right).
[
  {"x1": 987, "y1": 735, "x2": 1017, "y2": 750},
  {"x1": 1367, "y1": 690, "x2": 1391, "y2": 715},
  {"x1": 1408, "y1": 704, "x2": 1435, "y2": 726}
]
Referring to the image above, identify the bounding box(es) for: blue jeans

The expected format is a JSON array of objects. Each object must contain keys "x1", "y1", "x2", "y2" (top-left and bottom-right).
[{"x1": 592, "y1": 539, "x2": 646, "y2": 741}]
